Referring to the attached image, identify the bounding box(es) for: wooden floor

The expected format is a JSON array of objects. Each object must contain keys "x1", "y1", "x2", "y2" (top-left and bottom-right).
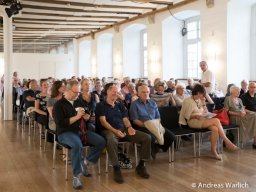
[{"x1": 0, "y1": 116, "x2": 256, "y2": 192}]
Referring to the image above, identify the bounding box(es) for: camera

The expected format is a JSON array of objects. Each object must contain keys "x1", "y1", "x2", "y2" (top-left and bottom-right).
[{"x1": 84, "y1": 107, "x2": 91, "y2": 115}]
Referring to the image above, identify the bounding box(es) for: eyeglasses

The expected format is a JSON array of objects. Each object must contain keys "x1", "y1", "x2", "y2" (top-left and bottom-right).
[{"x1": 70, "y1": 89, "x2": 80, "y2": 95}]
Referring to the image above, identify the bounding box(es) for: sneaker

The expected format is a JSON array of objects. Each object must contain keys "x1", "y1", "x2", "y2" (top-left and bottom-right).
[
  {"x1": 81, "y1": 161, "x2": 92, "y2": 177},
  {"x1": 136, "y1": 165, "x2": 150, "y2": 179},
  {"x1": 73, "y1": 177, "x2": 83, "y2": 189},
  {"x1": 113, "y1": 166, "x2": 124, "y2": 184}
]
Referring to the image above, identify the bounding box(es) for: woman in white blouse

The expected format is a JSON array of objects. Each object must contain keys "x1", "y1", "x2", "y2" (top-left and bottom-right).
[{"x1": 179, "y1": 84, "x2": 238, "y2": 160}]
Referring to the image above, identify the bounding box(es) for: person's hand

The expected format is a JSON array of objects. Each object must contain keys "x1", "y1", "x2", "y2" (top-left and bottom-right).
[
  {"x1": 195, "y1": 115, "x2": 202, "y2": 120},
  {"x1": 76, "y1": 108, "x2": 85, "y2": 119},
  {"x1": 83, "y1": 113, "x2": 90, "y2": 121},
  {"x1": 115, "y1": 130, "x2": 126, "y2": 138},
  {"x1": 127, "y1": 127, "x2": 136, "y2": 135}
]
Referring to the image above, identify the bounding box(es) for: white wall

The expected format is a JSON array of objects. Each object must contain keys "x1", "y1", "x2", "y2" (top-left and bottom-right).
[
  {"x1": 227, "y1": 0, "x2": 253, "y2": 86},
  {"x1": 162, "y1": 16, "x2": 184, "y2": 80},
  {"x1": 97, "y1": 33, "x2": 113, "y2": 78},
  {"x1": 79, "y1": 40, "x2": 92, "y2": 77},
  {"x1": 12, "y1": 53, "x2": 74, "y2": 80},
  {"x1": 123, "y1": 24, "x2": 146, "y2": 78}
]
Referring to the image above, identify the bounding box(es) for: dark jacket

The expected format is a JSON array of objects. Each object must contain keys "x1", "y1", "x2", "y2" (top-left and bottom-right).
[{"x1": 53, "y1": 97, "x2": 80, "y2": 135}]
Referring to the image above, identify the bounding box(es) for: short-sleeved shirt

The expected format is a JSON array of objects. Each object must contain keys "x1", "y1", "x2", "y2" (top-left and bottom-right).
[
  {"x1": 241, "y1": 92, "x2": 256, "y2": 112},
  {"x1": 129, "y1": 98, "x2": 160, "y2": 122},
  {"x1": 23, "y1": 89, "x2": 39, "y2": 109},
  {"x1": 201, "y1": 69, "x2": 215, "y2": 94},
  {"x1": 35, "y1": 93, "x2": 49, "y2": 112},
  {"x1": 95, "y1": 101, "x2": 128, "y2": 132}
]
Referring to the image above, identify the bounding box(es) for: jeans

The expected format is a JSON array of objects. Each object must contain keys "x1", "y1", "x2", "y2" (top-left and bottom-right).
[{"x1": 58, "y1": 131, "x2": 105, "y2": 177}]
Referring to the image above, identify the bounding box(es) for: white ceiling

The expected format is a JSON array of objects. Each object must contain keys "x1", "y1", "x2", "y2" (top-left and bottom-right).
[{"x1": 0, "y1": 0, "x2": 191, "y2": 53}]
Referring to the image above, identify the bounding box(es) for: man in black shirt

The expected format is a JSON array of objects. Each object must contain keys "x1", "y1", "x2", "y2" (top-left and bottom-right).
[
  {"x1": 241, "y1": 82, "x2": 256, "y2": 112},
  {"x1": 53, "y1": 80, "x2": 105, "y2": 189}
]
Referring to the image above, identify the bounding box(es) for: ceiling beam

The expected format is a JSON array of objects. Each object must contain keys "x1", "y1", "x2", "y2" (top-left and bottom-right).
[
  {"x1": 22, "y1": 4, "x2": 141, "y2": 15},
  {"x1": 22, "y1": 0, "x2": 154, "y2": 10},
  {"x1": 20, "y1": 12, "x2": 128, "y2": 19},
  {"x1": 80, "y1": 0, "x2": 198, "y2": 39},
  {"x1": 14, "y1": 18, "x2": 115, "y2": 23}
]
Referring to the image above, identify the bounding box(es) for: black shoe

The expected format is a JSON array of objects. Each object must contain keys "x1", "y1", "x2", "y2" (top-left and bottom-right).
[
  {"x1": 253, "y1": 144, "x2": 256, "y2": 149},
  {"x1": 136, "y1": 165, "x2": 150, "y2": 179},
  {"x1": 113, "y1": 166, "x2": 124, "y2": 184}
]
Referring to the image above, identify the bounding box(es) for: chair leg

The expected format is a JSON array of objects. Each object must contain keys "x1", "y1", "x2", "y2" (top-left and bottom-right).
[
  {"x1": 105, "y1": 150, "x2": 109, "y2": 173},
  {"x1": 98, "y1": 157, "x2": 101, "y2": 175},
  {"x1": 65, "y1": 148, "x2": 68, "y2": 180},
  {"x1": 28, "y1": 117, "x2": 31, "y2": 136},
  {"x1": 43, "y1": 129, "x2": 47, "y2": 152},
  {"x1": 53, "y1": 140, "x2": 57, "y2": 169},
  {"x1": 198, "y1": 133, "x2": 201, "y2": 157},
  {"x1": 134, "y1": 143, "x2": 138, "y2": 166},
  {"x1": 193, "y1": 134, "x2": 196, "y2": 158},
  {"x1": 39, "y1": 124, "x2": 42, "y2": 147}
]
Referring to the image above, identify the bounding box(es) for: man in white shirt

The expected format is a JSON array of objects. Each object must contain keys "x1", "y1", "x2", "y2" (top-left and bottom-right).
[{"x1": 200, "y1": 61, "x2": 215, "y2": 96}]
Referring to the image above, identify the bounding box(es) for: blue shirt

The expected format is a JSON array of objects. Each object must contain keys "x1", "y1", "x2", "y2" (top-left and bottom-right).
[
  {"x1": 95, "y1": 101, "x2": 128, "y2": 132},
  {"x1": 129, "y1": 98, "x2": 160, "y2": 122}
]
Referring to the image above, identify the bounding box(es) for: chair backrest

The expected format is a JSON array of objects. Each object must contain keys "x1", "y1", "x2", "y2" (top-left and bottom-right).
[{"x1": 158, "y1": 106, "x2": 180, "y2": 130}]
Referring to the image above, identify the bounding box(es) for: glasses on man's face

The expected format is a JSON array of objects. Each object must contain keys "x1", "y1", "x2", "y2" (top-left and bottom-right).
[{"x1": 70, "y1": 89, "x2": 80, "y2": 95}]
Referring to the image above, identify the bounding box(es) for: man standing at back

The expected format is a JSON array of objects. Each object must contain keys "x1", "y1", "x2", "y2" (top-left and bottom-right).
[{"x1": 200, "y1": 61, "x2": 215, "y2": 97}]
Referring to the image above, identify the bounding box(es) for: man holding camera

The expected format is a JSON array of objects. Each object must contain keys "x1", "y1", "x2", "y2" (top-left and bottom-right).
[
  {"x1": 53, "y1": 80, "x2": 105, "y2": 189},
  {"x1": 95, "y1": 83, "x2": 151, "y2": 184}
]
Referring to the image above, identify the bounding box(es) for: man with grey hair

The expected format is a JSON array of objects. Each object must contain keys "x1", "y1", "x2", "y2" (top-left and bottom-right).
[
  {"x1": 130, "y1": 84, "x2": 176, "y2": 159},
  {"x1": 241, "y1": 82, "x2": 256, "y2": 112},
  {"x1": 200, "y1": 61, "x2": 215, "y2": 96},
  {"x1": 96, "y1": 83, "x2": 151, "y2": 184},
  {"x1": 240, "y1": 79, "x2": 249, "y2": 97}
]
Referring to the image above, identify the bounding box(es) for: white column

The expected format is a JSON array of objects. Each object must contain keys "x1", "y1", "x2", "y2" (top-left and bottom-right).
[
  {"x1": 73, "y1": 38, "x2": 79, "y2": 77},
  {"x1": 3, "y1": 12, "x2": 13, "y2": 120}
]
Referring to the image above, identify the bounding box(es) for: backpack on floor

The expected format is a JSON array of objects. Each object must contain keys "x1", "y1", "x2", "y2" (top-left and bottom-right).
[{"x1": 118, "y1": 152, "x2": 132, "y2": 169}]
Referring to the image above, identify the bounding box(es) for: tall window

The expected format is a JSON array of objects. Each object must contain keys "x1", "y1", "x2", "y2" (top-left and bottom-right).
[
  {"x1": 141, "y1": 29, "x2": 148, "y2": 77},
  {"x1": 184, "y1": 16, "x2": 201, "y2": 78}
]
